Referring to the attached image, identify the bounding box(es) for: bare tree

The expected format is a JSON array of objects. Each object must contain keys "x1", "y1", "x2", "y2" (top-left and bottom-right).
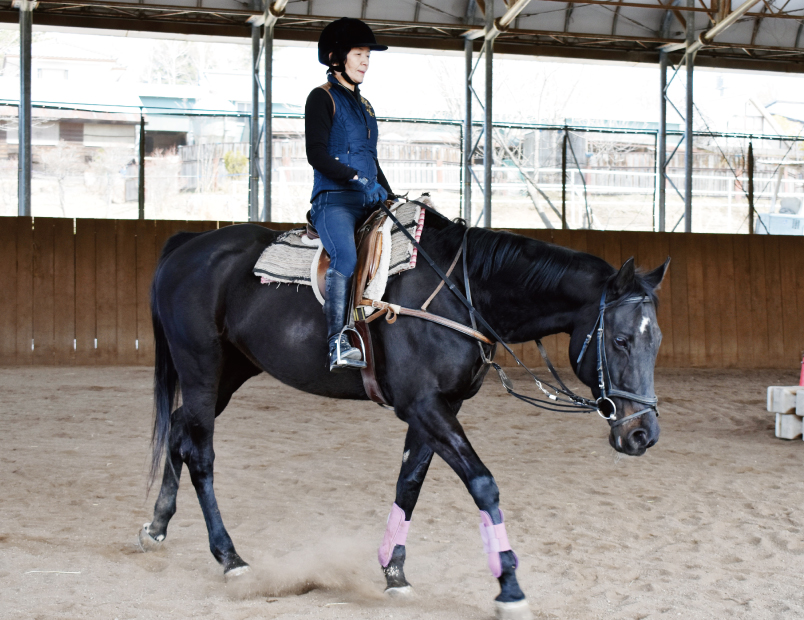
[{"x1": 39, "y1": 144, "x2": 87, "y2": 216}]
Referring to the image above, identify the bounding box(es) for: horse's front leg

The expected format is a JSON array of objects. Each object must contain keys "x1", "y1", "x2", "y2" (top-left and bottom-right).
[
  {"x1": 378, "y1": 426, "x2": 434, "y2": 594},
  {"x1": 388, "y1": 395, "x2": 529, "y2": 619}
]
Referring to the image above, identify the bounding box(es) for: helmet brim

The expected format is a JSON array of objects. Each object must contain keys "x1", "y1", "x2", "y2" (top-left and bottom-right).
[{"x1": 353, "y1": 43, "x2": 388, "y2": 52}]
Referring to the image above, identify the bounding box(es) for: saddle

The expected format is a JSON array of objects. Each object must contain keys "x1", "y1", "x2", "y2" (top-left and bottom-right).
[{"x1": 306, "y1": 207, "x2": 388, "y2": 313}]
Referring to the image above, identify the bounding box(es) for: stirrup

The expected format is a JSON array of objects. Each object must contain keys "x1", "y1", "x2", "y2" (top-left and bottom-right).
[{"x1": 330, "y1": 326, "x2": 367, "y2": 371}]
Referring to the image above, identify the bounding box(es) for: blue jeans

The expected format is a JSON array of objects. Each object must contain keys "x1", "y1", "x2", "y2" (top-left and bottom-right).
[{"x1": 310, "y1": 190, "x2": 373, "y2": 278}]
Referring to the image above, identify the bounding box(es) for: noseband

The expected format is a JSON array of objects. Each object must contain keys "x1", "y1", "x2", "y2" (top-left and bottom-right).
[{"x1": 575, "y1": 289, "x2": 659, "y2": 427}]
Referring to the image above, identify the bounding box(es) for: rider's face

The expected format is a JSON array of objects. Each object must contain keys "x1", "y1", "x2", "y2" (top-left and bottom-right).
[{"x1": 342, "y1": 47, "x2": 370, "y2": 84}]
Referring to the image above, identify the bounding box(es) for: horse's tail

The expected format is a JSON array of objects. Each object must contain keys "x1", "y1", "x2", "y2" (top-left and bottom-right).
[{"x1": 148, "y1": 231, "x2": 202, "y2": 489}]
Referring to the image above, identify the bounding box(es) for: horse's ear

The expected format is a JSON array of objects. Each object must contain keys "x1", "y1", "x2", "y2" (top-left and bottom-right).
[
  {"x1": 644, "y1": 257, "x2": 671, "y2": 290},
  {"x1": 610, "y1": 257, "x2": 636, "y2": 296}
]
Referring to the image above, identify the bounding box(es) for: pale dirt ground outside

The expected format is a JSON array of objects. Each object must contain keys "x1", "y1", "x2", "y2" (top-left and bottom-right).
[{"x1": 1, "y1": 366, "x2": 803, "y2": 620}]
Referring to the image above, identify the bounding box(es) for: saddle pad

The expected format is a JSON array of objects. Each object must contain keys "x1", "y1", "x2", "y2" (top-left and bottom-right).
[
  {"x1": 252, "y1": 228, "x2": 319, "y2": 285},
  {"x1": 252, "y1": 199, "x2": 426, "y2": 288}
]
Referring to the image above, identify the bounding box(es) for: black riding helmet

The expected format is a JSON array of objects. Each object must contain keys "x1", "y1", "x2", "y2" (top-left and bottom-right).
[{"x1": 318, "y1": 17, "x2": 387, "y2": 70}]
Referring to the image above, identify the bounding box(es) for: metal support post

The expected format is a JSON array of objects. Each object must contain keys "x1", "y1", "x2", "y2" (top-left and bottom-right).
[
  {"x1": 683, "y1": 0, "x2": 694, "y2": 233},
  {"x1": 138, "y1": 113, "x2": 145, "y2": 219},
  {"x1": 561, "y1": 130, "x2": 568, "y2": 229},
  {"x1": 463, "y1": 36, "x2": 472, "y2": 225},
  {"x1": 748, "y1": 140, "x2": 755, "y2": 234},
  {"x1": 263, "y1": 19, "x2": 274, "y2": 222},
  {"x1": 18, "y1": 0, "x2": 33, "y2": 217},
  {"x1": 658, "y1": 50, "x2": 667, "y2": 232},
  {"x1": 249, "y1": 24, "x2": 260, "y2": 222},
  {"x1": 483, "y1": 2, "x2": 493, "y2": 228},
  {"x1": 652, "y1": 131, "x2": 659, "y2": 232}
]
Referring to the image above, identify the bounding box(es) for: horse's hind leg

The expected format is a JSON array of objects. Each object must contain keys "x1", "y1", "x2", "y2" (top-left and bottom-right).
[
  {"x1": 378, "y1": 426, "x2": 434, "y2": 594},
  {"x1": 140, "y1": 348, "x2": 258, "y2": 575},
  {"x1": 138, "y1": 407, "x2": 186, "y2": 551},
  {"x1": 178, "y1": 386, "x2": 250, "y2": 575}
]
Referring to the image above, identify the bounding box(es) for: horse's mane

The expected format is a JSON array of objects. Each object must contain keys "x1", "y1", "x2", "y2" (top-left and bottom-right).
[
  {"x1": 424, "y1": 210, "x2": 659, "y2": 304},
  {"x1": 427, "y1": 215, "x2": 584, "y2": 295}
]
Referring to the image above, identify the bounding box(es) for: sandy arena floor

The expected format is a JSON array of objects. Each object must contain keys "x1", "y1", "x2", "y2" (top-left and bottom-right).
[{"x1": 1, "y1": 365, "x2": 803, "y2": 620}]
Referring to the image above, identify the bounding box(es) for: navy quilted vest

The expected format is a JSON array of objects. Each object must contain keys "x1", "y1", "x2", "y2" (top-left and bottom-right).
[{"x1": 310, "y1": 74, "x2": 379, "y2": 201}]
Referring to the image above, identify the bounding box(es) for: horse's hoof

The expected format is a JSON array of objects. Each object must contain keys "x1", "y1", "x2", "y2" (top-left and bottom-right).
[
  {"x1": 224, "y1": 564, "x2": 251, "y2": 579},
  {"x1": 384, "y1": 585, "x2": 413, "y2": 598},
  {"x1": 495, "y1": 599, "x2": 532, "y2": 620},
  {"x1": 137, "y1": 523, "x2": 164, "y2": 552}
]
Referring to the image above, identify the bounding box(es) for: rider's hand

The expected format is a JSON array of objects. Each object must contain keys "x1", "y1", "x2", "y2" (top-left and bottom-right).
[
  {"x1": 366, "y1": 182, "x2": 387, "y2": 205},
  {"x1": 349, "y1": 176, "x2": 387, "y2": 205}
]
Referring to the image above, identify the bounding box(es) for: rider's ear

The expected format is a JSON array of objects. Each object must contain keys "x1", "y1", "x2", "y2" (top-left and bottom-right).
[
  {"x1": 610, "y1": 257, "x2": 635, "y2": 297},
  {"x1": 643, "y1": 257, "x2": 671, "y2": 290}
]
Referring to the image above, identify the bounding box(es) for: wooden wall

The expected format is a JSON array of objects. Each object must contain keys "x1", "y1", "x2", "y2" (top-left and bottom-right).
[{"x1": 1, "y1": 217, "x2": 802, "y2": 369}]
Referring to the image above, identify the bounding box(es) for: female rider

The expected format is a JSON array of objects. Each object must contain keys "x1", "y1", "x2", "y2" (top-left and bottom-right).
[{"x1": 306, "y1": 17, "x2": 394, "y2": 372}]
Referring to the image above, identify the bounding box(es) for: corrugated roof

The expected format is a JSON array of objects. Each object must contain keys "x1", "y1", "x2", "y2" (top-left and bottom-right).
[{"x1": 0, "y1": 0, "x2": 802, "y2": 73}]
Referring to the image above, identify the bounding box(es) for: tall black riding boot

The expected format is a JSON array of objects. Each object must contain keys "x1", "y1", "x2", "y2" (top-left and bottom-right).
[{"x1": 324, "y1": 268, "x2": 366, "y2": 372}]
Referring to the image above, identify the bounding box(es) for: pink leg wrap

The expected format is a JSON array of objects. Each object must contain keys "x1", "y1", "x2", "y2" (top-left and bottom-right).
[
  {"x1": 378, "y1": 503, "x2": 411, "y2": 567},
  {"x1": 479, "y1": 509, "x2": 519, "y2": 578}
]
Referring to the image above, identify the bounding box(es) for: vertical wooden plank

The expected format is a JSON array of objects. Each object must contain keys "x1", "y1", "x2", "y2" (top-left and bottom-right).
[
  {"x1": 685, "y1": 234, "x2": 707, "y2": 367},
  {"x1": 700, "y1": 235, "x2": 723, "y2": 368},
  {"x1": 32, "y1": 218, "x2": 56, "y2": 364},
  {"x1": 731, "y1": 235, "x2": 754, "y2": 368},
  {"x1": 95, "y1": 219, "x2": 118, "y2": 365},
  {"x1": 116, "y1": 220, "x2": 138, "y2": 365},
  {"x1": 136, "y1": 220, "x2": 157, "y2": 366},
  {"x1": 763, "y1": 235, "x2": 785, "y2": 367},
  {"x1": 15, "y1": 217, "x2": 33, "y2": 365},
  {"x1": 794, "y1": 237, "x2": 804, "y2": 370},
  {"x1": 777, "y1": 236, "x2": 801, "y2": 369},
  {"x1": 585, "y1": 230, "x2": 616, "y2": 273},
  {"x1": 716, "y1": 235, "x2": 738, "y2": 368},
  {"x1": 567, "y1": 229, "x2": 588, "y2": 254},
  {"x1": 668, "y1": 234, "x2": 690, "y2": 367},
  {"x1": 75, "y1": 219, "x2": 97, "y2": 364},
  {"x1": 639, "y1": 232, "x2": 673, "y2": 367},
  {"x1": 619, "y1": 231, "x2": 641, "y2": 269},
  {"x1": 748, "y1": 236, "x2": 770, "y2": 367},
  {"x1": 605, "y1": 231, "x2": 623, "y2": 272},
  {"x1": 0, "y1": 218, "x2": 18, "y2": 364},
  {"x1": 53, "y1": 218, "x2": 76, "y2": 365},
  {"x1": 550, "y1": 229, "x2": 572, "y2": 250}
]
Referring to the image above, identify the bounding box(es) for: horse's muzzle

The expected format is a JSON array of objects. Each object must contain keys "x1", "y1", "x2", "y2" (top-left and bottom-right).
[{"x1": 609, "y1": 414, "x2": 659, "y2": 456}]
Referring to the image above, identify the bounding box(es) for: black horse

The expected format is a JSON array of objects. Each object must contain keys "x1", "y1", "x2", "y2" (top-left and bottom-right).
[{"x1": 137, "y1": 207, "x2": 668, "y2": 619}]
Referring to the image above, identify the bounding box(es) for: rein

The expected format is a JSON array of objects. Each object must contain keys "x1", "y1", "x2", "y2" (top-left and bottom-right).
[{"x1": 376, "y1": 198, "x2": 658, "y2": 426}]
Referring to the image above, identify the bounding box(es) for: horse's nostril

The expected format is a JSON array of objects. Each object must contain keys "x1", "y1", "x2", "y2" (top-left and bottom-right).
[{"x1": 629, "y1": 428, "x2": 648, "y2": 448}]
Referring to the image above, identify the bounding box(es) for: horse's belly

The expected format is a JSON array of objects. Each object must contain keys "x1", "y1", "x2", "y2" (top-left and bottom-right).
[{"x1": 231, "y1": 283, "x2": 369, "y2": 401}]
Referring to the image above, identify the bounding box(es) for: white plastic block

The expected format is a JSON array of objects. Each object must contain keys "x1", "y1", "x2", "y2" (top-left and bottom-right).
[
  {"x1": 767, "y1": 386, "x2": 802, "y2": 414},
  {"x1": 797, "y1": 390, "x2": 804, "y2": 416},
  {"x1": 776, "y1": 413, "x2": 803, "y2": 440}
]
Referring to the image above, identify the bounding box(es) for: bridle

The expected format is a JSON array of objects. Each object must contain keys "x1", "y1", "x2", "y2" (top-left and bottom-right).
[
  {"x1": 575, "y1": 289, "x2": 659, "y2": 427},
  {"x1": 377, "y1": 198, "x2": 659, "y2": 428}
]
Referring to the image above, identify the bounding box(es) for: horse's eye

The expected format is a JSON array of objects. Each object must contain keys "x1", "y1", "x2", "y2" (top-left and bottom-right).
[{"x1": 614, "y1": 336, "x2": 628, "y2": 349}]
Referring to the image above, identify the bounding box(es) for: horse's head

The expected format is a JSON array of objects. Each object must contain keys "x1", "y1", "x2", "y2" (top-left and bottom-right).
[{"x1": 570, "y1": 257, "x2": 670, "y2": 456}]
